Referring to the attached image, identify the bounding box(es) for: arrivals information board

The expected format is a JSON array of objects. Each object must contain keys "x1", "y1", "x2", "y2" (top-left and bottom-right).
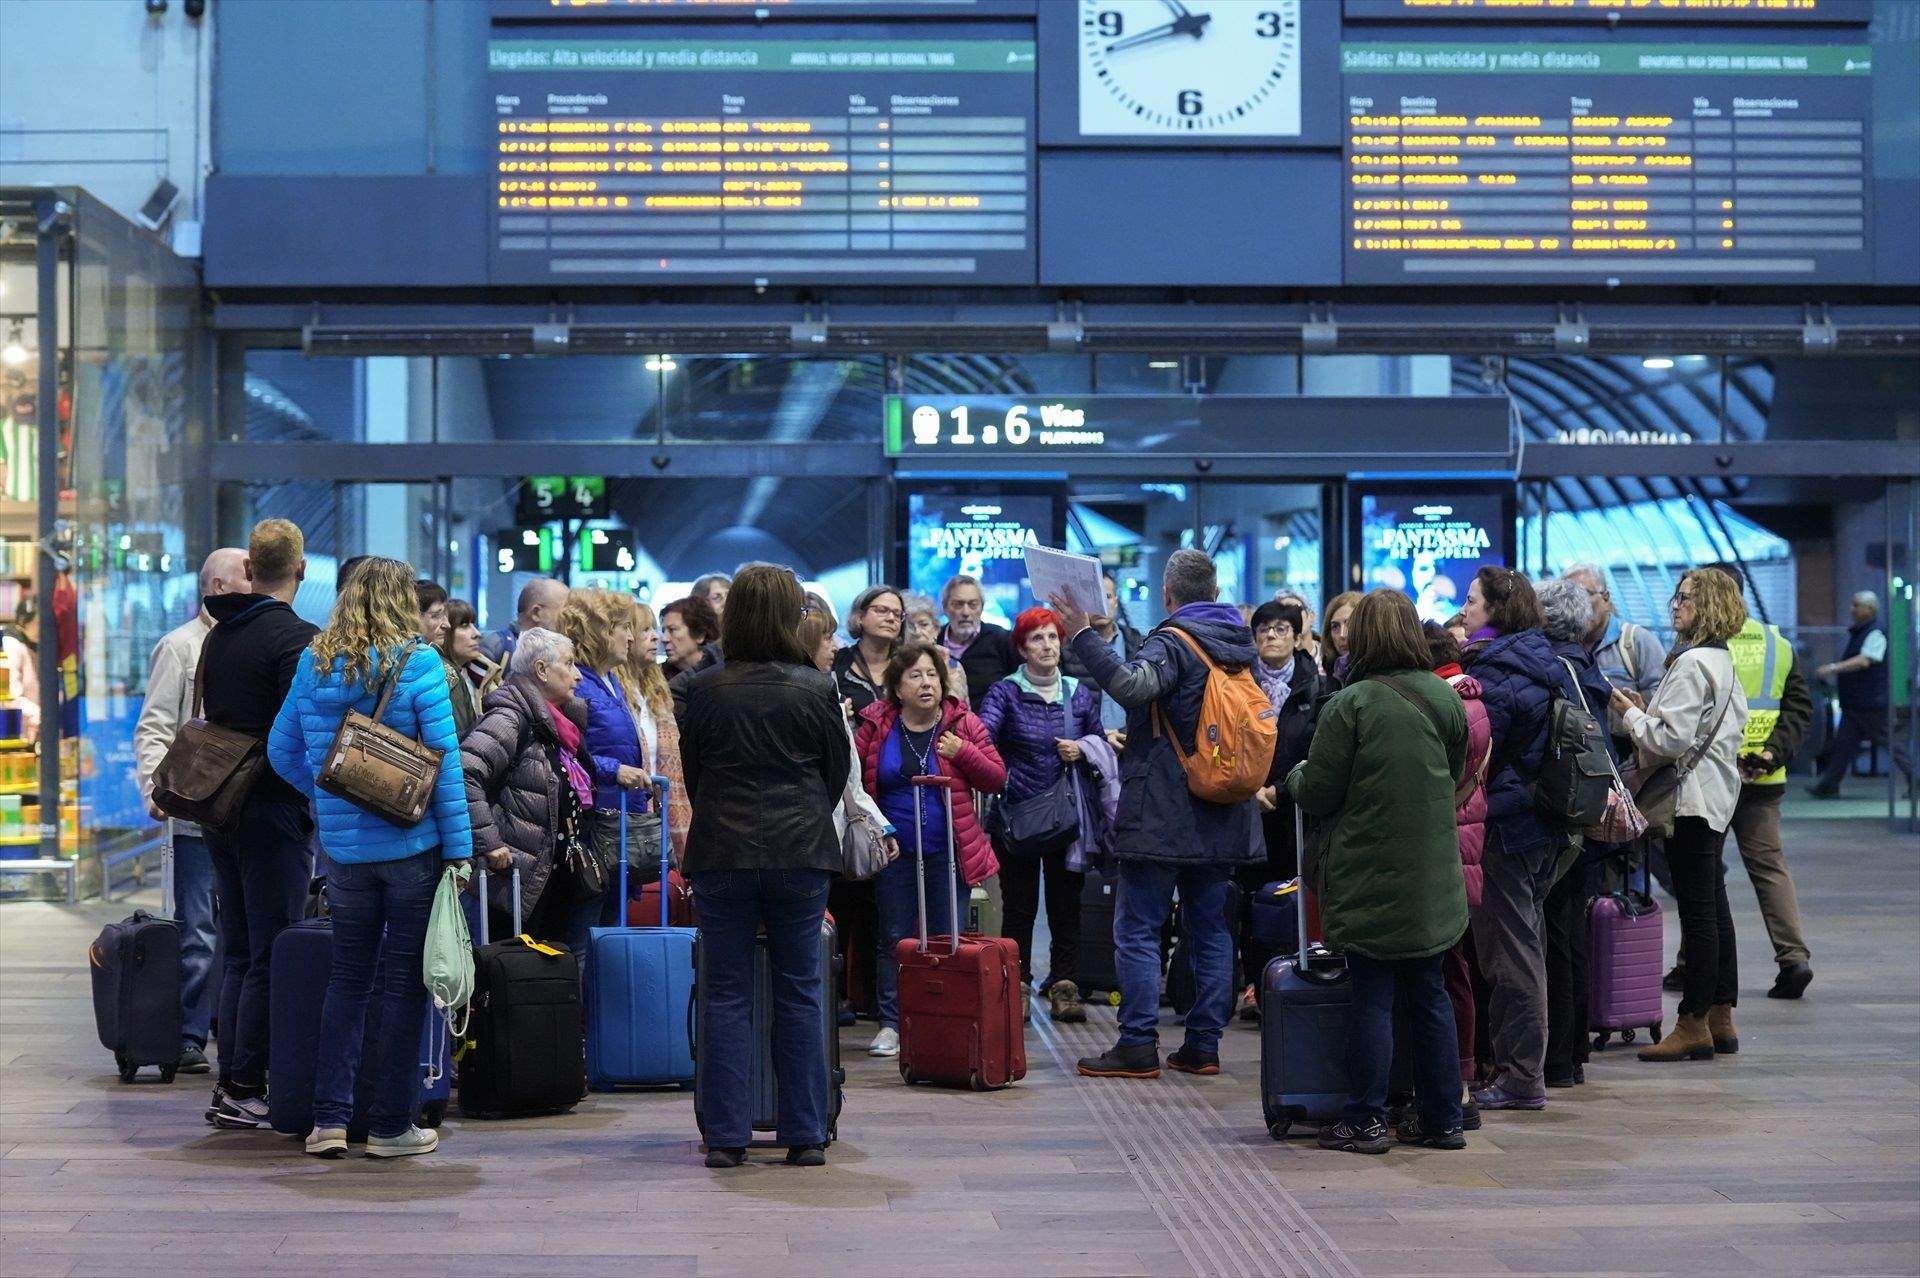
[
  {"x1": 489, "y1": 33, "x2": 1037, "y2": 284},
  {"x1": 1341, "y1": 40, "x2": 1875, "y2": 284}
]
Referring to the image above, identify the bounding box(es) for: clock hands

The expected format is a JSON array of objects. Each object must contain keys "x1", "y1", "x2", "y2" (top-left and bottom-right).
[{"x1": 1105, "y1": 8, "x2": 1211, "y2": 55}]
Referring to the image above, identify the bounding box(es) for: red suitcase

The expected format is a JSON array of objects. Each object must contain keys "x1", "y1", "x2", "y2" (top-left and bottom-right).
[
  {"x1": 895, "y1": 776, "x2": 1027, "y2": 1091},
  {"x1": 627, "y1": 868, "x2": 695, "y2": 929}
]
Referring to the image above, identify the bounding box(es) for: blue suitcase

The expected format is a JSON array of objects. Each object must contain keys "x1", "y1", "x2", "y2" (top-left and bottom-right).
[
  {"x1": 1259, "y1": 811, "x2": 1351, "y2": 1140},
  {"x1": 267, "y1": 917, "x2": 453, "y2": 1139},
  {"x1": 586, "y1": 780, "x2": 695, "y2": 1090}
]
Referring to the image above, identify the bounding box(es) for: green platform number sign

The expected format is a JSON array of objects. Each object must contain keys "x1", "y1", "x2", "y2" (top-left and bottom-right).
[
  {"x1": 519, "y1": 475, "x2": 609, "y2": 524},
  {"x1": 495, "y1": 527, "x2": 557, "y2": 575},
  {"x1": 580, "y1": 528, "x2": 636, "y2": 576}
]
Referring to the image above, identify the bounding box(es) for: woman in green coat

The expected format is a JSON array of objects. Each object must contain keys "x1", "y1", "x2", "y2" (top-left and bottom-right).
[{"x1": 1288, "y1": 588, "x2": 1469, "y2": 1156}]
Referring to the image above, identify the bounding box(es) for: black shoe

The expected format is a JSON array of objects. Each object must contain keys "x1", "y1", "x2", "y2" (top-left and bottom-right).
[
  {"x1": 177, "y1": 1045, "x2": 211, "y2": 1075},
  {"x1": 1077, "y1": 1041, "x2": 1161, "y2": 1079},
  {"x1": 1804, "y1": 785, "x2": 1840, "y2": 800},
  {"x1": 784, "y1": 1144, "x2": 827, "y2": 1167},
  {"x1": 704, "y1": 1147, "x2": 747, "y2": 1168},
  {"x1": 1768, "y1": 962, "x2": 1813, "y2": 1000},
  {"x1": 204, "y1": 1085, "x2": 268, "y2": 1130},
  {"x1": 1318, "y1": 1117, "x2": 1390, "y2": 1155},
  {"x1": 1662, "y1": 963, "x2": 1686, "y2": 993},
  {"x1": 1165, "y1": 1045, "x2": 1220, "y2": 1076},
  {"x1": 1545, "y1": 1072, "x2": 1577, "y2": 1089},
  {"x1": 1574, "y1": 1065, "x2": 1585, "y2": 1084},
  {"x1": 1460, "y1": 1101, "x2": 1482, "y2": 1131},
  {"x1": 1394, "y1": 1115, "x2": 1467, "y2": 1150}
]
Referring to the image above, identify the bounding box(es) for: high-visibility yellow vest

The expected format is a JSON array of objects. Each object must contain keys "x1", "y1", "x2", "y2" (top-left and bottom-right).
[{"x1": 1729, "y1": 618, "x2": 1792, "y2": 785}]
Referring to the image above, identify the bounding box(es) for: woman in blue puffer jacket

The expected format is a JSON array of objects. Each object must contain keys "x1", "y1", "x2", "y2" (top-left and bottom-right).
[
  {"x1": 977, "y1": 606, "x2": 1104, "y2": 1023},
  {"x1": 267, "y1": 556, "x2": 472, "y2": 1161},
  {"x1": 1457, "y1": 566, "x2": 1561, "y2": 1114}
]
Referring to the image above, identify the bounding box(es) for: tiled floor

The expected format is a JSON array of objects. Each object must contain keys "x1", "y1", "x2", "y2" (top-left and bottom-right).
[{"x1": 1, "y1": 801, "x2": 1914, "y2": 1277}]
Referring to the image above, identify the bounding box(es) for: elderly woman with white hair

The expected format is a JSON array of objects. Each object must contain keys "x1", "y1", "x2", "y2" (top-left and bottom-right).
[
  {"x1": 1535, "y1": 577, "x2": 1618, "y2": 1090},
  {"x1": 460, "y1": 626, "x2": 595, "y2": 941}
]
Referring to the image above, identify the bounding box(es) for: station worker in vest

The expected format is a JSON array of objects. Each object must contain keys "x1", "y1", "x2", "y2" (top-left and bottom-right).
[
  {"x1": 1809, "y1": 590, "x2": 1913, "y2": 799},
  {"x1": 1709, "y1": 565, "x2": 1817, "y2": 1001}
]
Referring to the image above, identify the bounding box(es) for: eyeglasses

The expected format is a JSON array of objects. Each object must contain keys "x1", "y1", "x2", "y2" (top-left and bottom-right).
[
  {"x1": 1670, "y1": 589, "x2": 1695, "y2": 604},
  {"x1": 1254, "y1": 624, "x2": 1293, "y2": 640},
  {"x1": 864, "y1": 604, "x2": 903, "y2": 619}
]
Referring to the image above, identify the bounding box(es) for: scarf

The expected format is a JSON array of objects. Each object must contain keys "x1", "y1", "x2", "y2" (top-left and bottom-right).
[
  {"x1": 1022, "y1": 664, "x2": 1062, "y2": 703},
  {"x1": 548, "y1": 700, "x2": 595, "y2": 807},
  {"x1": 1254, "y1": 656, "x2": 1292, "y2": 710}
]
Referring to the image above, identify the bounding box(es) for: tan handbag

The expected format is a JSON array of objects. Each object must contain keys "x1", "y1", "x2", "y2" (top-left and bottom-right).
[
  {"x1": 149, "y1": 653, "x2": 268, "y2": 833},
  {"x1": 317, "y1": 643, "x2": 444, "y2": 827}
]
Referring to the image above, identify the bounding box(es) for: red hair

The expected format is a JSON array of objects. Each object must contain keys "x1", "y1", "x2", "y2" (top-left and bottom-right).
[{"x1": 1012, "y1": 606, "x2": 1062, "y2": 652}]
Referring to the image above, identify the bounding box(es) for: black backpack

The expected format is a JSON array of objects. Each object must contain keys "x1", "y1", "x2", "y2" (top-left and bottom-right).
[{"x1": 1534, "y1": 657, "x2": 1614, "y2": 831}]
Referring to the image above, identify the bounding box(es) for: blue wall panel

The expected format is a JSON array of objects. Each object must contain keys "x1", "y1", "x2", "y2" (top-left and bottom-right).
[
  {"x1": 1038, "y1": 152, "x2": 1341, "y2": 287},
  {"x1": 204, "y1": 175, "x2": 488, "y2": 287}
]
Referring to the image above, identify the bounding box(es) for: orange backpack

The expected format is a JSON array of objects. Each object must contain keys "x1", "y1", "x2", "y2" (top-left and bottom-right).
[{"x1": 1150, "y1": 628, "x2": 1278, "y2": 805}]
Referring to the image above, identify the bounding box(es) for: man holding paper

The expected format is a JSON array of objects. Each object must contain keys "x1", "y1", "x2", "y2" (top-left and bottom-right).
[{"x1": 1050, "y1": 549, "x2": 1266, "y2": 1081}]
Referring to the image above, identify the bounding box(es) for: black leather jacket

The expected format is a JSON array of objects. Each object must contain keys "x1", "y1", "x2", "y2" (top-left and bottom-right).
[{"x1": 677, "y1": 660, "x2": 851, "y2": 877}]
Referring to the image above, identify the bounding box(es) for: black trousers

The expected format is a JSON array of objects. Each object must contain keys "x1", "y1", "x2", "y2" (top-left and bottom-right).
[
  {"x1": 1815, "y1": 705, "x2": 1914, "y2": 791},
  {"x1": 1667, "y1": 816, "x2": 1738, "y2": 1017},
  {"x1": 1543, "y1": 867, "x2": 1591, "y2": 1078},
  {"x1": 998, "y1": 840, "x2": 1083, "y2": 992}
]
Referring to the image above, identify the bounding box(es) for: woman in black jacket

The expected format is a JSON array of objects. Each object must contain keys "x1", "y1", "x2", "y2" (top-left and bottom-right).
[
  {"x1": 679, "y1": 564, "x2": 851, "y2": 1170},
  {"x1": 1238, "y1": 599, "x2": 1322, "y2": 1018}
]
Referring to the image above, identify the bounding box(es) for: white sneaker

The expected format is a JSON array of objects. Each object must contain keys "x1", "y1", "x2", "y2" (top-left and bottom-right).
[
  {"x1": 365, "y1": 1126, "x2": 439, "y2": 1159},
  {"x1": 304, "y1": 1126, "x2": 349, "y2": 1159},
  {"x1": 868, "y1": 1027, "x2": 900, "y2": 1058}
]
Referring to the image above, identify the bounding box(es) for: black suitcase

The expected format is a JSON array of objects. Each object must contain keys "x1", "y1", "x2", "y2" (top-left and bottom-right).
[
  {"x1": 267, "y1": 918, "x2": 453, "y2": 1139},
  {"x1": 1260, "y1": 810, "x2": 1352, "y2": 1140},
  {"x1": 458, "y1": 862, "x2": 586, "y2": 1119},
  {"x1": 1077, "y1": 870, "x2": 1119, "y2": 996},
  {"x1": 88, "y1": 911, "x2": 181, "y2": 1083},
  {"x1": 694, "y1": 916, "x2": 844, "y2": 1147},
  {"x1": 1166, "y1": 881, "x2": 1246, "y2": 1017}
]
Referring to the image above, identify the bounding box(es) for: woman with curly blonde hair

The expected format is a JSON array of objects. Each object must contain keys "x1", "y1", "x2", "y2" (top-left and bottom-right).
[
  {"x1": 553, "y1": 589, "x2": 655, "y2": 953},
  {"x1": 267, "y1": 555, "x2": 472, "y2": 1159},
  {"x1": 616, "y1": 599, "x2": 693, "y2": 865}
]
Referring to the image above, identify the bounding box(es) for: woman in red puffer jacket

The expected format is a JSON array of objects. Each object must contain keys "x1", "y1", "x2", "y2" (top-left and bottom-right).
[{"x1": 1427, "y1": 623, "x2": 1493, "y2": 1108}]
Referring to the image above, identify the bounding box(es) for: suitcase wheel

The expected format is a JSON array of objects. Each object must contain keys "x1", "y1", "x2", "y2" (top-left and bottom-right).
[
  {"x1": 901, "y1": 1068, "x2": 917, "y2": 1086},
  {"x1": 158, "y1": 1066, "x2": 177, "y2": 1085},
  {"x1": 1649, "y1": 1023, "x2": 1663, "y2": 1045},
  {"x1": 420, "y1": 1099, "x2": 447, "y2": 1129},
  {"x1": 115, "y1": 1054, "x2": 137, "y2": 1085},
  {"x1": 1622, "y1": 1028, "x2": 1637, "y2": 1045},
  {"x1": 1592, "y1": 1032, "x2": 1608, "y2": 1053},
  {"x1": 1268, "y1": 1120, "x2": 1290, "y2": 1141},
  {"x1": 968, "y1": 1073, "x2": 986, "y2": 1092}
]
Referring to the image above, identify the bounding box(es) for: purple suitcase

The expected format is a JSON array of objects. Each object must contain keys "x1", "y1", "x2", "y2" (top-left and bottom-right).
[{"x1": 1588, "y1": 859, "x2": 1664, "y2": 1050}]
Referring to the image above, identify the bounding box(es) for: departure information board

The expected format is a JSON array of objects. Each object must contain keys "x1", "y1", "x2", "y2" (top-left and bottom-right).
[
  {"x1": 1342, "y1": 41, "x2": 1874, "y2": 284},
  {"x1": 489, "y1": 33, "x2": 1037, "y2": 284},
  {"x1": 1343, "y1": 0, "x2": 1872, "y2": 22}
]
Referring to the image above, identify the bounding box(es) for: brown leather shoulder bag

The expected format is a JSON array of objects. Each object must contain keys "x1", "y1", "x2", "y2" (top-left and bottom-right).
[
  {"x1": 149, "y1": 650, "x2": 268, "y2": 833},
  {"x1": 317, "y1": 642, "x2": 445, "y2": 827}
]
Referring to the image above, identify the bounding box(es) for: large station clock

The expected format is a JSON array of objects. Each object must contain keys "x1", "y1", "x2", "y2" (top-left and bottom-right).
[{"x1": 1077, "y1": 0, "x2": 1304, "y2": 138}]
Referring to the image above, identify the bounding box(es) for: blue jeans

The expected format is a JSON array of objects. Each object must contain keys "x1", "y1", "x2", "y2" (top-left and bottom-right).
[
  {"x1": 203, "y1": 798, "x2": 314, "y2": 1094},
  {"x1": 313, "y1": 849, "x2": 441, "y2": 1138},
  {"x1": 1115, "y1": 860, "x2": 1233, "y2": 1054},
  {"x1": 873, "y1": 847, "x2": 954, "y2": 1030},
  {"x1": 1345, "y1": 951, "x2": 1461, "y2": 1131},
  {"x1": 691, "y1": 868, "x2": 834, "y2": 1149},
  {"x1": 172, "y1": 834, "x2": 217, "y2": 1050}
]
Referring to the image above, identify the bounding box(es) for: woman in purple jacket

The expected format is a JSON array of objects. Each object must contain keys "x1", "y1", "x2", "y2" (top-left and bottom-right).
[{"x1": 977, "y1": 607, "x2": 1105, "y2": 1023}]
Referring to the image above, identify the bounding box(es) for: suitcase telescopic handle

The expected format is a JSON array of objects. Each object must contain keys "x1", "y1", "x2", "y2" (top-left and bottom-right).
[
  {"x1": 912, "y1": 774, "x2": 961, "y2": 956},
  {"x1": 652, "y1": 774, "x2": 671, "y2": 928},
  {"x1": 473, "y1": 858, "x2": 524, "y2": 947},
  {"x1": 1294, "y1": 805, "x2": 1310, "y2": 971}
]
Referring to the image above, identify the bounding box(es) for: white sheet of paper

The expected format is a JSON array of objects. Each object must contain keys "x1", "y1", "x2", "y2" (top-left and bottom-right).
[{"x1": 1025, "y1": 545, "x2": 1106, "y2": 618}]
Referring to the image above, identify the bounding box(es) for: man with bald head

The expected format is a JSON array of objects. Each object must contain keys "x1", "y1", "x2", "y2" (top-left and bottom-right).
[
  {"x1": 480, "y1": 577, "x2": 568, "y2": 666},
  {"x1": 133, "y1": 545, "x2": 248, "y2": 1077}
]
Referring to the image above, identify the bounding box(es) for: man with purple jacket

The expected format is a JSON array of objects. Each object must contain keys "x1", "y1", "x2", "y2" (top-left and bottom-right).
[{"x1": 1052, "y1": 550, "x2": 1266, "y2": 1080}]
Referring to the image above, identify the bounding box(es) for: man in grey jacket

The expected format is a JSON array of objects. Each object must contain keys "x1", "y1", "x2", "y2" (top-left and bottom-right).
[
  {"x1": 133, "y1": 546, "x2": 247, "y2": 1076},
  {"x1": 1564, "y1": 565, "x2": 1667, "y2": 711}
]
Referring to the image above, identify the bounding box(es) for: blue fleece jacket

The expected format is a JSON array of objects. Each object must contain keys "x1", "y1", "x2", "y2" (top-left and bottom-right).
[{"x1": 267, "y1": 644, "x2": 473, "y2": 865}]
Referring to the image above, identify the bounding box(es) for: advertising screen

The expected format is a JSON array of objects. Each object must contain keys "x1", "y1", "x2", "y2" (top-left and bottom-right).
[
  {"x1": 903, "y1": 491, "x2": 1058, "y2": 630},
  {"x1": 1356, "y1": 488, "x2": 1512, "y2": 625}
]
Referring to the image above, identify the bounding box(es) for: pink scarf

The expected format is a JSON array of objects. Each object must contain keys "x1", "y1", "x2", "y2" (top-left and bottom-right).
[{"x1": 548, "y1": 700, "x2": 595, "y2": 807}]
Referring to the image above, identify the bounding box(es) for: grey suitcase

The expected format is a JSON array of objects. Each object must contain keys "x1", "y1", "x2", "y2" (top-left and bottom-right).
[
  {"x1": 693, "y1": 917, "x2": 844, "y2": 1146},
  {"x1": 1259, "y1": 808, "x2": 1352, "y2": 1139}
]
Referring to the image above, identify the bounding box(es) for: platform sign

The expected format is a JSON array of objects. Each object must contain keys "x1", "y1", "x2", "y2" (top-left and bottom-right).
[
  {"x1": 489, "y1": 31, "x2": 1037, "y2": 285},
  {"x1": 517, "y1": 475, "x2": 608, "y2": 523},
  {"x1": 1342, "y1": 0, "x2": 1873, "y2": 23},
  {"x1": 1341, "y1": 40, "x2": 1874, "y2": 285}
]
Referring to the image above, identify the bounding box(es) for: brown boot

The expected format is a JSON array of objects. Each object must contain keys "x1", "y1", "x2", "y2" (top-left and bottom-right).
[
  {"x1": 1707, "y1": 1004, "x2": 1739, "y2": 1054},
  {"x1": 1638, "y1": 1013, "x2": 1716, "y2": 1062}
]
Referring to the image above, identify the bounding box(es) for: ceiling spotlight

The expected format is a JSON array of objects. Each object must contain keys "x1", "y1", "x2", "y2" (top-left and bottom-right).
[
  {"x1": 1641, "y1": 356, "x2": 1675, "y2": 371},
  {"x1": 1, "y1": 323, "x2": 27, "y2": 367}
]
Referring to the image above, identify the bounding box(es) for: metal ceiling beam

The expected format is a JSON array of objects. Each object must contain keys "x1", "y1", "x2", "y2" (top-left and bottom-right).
[{"x1": 1520, "y1": 442, "x2": 1918, "y2": 478}]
